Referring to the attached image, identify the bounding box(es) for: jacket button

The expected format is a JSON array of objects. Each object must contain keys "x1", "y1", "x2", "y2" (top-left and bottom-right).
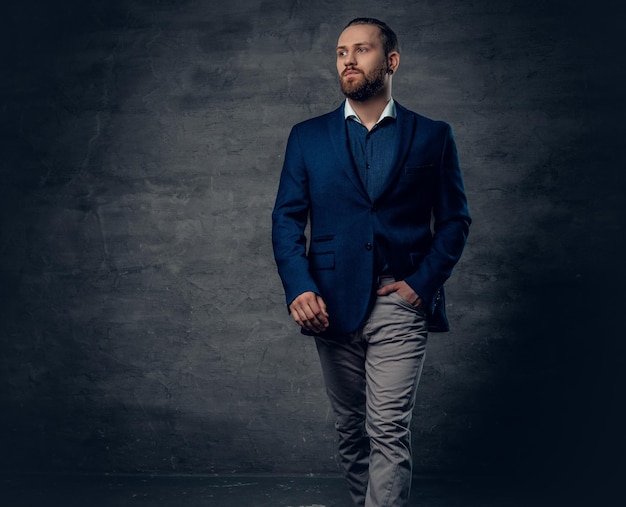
[
  {"x1": 371, "y1": 205, "x2": 378, "y2": 212},
  {"x1": 365, "y1": 243, "x2": 373, "y2": 250}
]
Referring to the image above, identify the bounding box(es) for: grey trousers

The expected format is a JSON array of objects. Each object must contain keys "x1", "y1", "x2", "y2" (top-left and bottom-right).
[{"x1": 315, "y1": 278, "x2": 429, "y2": 507}]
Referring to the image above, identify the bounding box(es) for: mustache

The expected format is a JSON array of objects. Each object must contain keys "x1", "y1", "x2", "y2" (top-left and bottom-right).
[{"x1": 342, "y1": 67, "x2": 363, "y2": 77}]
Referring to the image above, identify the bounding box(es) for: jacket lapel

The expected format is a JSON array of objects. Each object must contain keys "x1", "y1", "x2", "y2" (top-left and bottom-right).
[
  {"x1": 377, "y1": 102, "x2": 416, "y2": 199},
  {"x1": 327, "y1": 105, "x2": 369, "y2": 199}
]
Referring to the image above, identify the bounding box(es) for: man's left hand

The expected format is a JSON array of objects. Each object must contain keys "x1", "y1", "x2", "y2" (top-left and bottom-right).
[{"x1": 376, "y1": 280, "x2": 423, "y2": 308}]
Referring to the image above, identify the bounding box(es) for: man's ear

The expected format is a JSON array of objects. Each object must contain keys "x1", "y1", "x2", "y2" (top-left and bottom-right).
[{"x1": 387, "y1": 51, "x2": 400, "y2": 74}]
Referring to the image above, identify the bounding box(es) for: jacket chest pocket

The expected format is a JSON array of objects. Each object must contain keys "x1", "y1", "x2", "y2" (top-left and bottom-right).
[{"x1": 404, "y1": 163, "x2": 435, "y2": 177}]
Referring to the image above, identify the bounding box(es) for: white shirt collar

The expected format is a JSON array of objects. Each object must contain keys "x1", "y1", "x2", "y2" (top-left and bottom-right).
[{"x1": 344, "y1": 98, "x2": 397, "y2": 125}]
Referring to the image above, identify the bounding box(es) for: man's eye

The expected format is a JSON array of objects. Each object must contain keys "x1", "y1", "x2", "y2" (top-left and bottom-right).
[{"x1": 357, "y1": 47, "x2": 366, "y2": 53}]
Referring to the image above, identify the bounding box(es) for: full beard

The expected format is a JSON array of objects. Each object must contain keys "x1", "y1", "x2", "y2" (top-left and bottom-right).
[{"x1": 340, "y1": 62, "x2": 388, "y2": 102}]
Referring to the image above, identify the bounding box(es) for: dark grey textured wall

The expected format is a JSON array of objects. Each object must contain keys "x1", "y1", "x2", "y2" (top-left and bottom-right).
[{"x1": 1, "y1": 0, "x2": 624, "y2": 498}]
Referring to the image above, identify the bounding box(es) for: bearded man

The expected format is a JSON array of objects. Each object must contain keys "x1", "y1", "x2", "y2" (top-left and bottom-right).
[{"x1": 272, "y1": 18, "x2": 471, "y2": 507}]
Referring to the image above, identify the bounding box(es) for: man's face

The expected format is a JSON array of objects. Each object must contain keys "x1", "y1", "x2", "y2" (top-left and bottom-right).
[{"x1": 336, "y1": 24, "x2": 389, "y2": 102}]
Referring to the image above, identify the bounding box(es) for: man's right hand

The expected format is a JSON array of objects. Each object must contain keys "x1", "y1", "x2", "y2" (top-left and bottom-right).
[{"x1": 289, "y1": 291, "x2": 330, "y2": 333}]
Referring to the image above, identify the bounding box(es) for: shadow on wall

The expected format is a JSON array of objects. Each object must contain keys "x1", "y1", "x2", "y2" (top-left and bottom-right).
[{"x1": 437, "y1": 119, "x2": 626, "y2": 502}]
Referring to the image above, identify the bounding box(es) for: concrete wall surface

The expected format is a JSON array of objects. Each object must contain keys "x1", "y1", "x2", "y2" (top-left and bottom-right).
[{"x1": 1, "y1": 0, "x2": 624, "y2": 497}]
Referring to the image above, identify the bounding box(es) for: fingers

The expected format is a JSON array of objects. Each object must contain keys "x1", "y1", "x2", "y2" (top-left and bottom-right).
[
  {"x1": 377, "y1": 281, "x2": 423, "y2": 308},
  {"x1": 376, "y1": 282, "x2": 400, "y2": 296},
  {"x1": 289, "y1": 291, "x2": 330, "y2": 333}
]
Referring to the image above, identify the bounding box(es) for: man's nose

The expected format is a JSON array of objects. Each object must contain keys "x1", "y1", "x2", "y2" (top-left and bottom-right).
[{"x1": 344, "y1": 51, "x2": 356, "y2": 66}]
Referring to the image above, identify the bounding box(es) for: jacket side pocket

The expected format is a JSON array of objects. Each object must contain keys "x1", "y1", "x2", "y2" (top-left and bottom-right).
[{"x1": 309, "y1": 252, "x2": 335, "y2": 270}]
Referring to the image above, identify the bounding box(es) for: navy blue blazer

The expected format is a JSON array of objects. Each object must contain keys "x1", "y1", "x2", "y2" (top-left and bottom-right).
[{"x1": 272, "y1": 102, "x2": 471, "y2": 335}]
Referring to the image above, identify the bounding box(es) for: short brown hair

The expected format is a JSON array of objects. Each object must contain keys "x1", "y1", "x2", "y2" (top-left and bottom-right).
[{"x1": 344, "y1": 18, "x2": 400, "y2": 56}]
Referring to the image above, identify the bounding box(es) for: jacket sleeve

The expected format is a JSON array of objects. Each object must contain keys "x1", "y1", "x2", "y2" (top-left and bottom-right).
[
  {"x1": 405, "y1": 124, "x2": 471, "y2": 313},
  {"x1": 271, "y1": 126, "x2": 320, "y2": 307}
]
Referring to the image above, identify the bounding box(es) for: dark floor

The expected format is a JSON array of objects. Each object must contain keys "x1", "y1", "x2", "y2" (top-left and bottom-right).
[{"x1": 0, "y1": 473, "x2": 592, "y2": 507}]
